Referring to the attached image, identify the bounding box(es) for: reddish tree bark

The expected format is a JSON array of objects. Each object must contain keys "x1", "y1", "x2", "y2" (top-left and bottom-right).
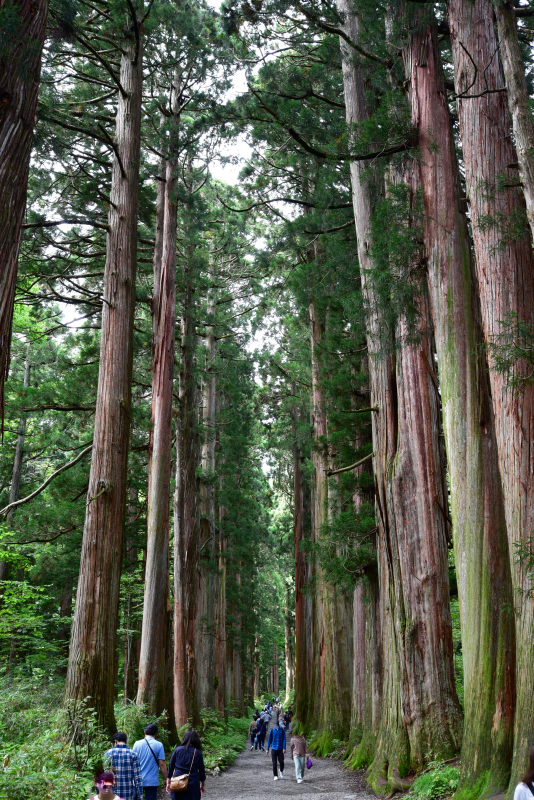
[
  {"x1": 0, "y1": 0, "x2": 48, "y2": 420},
  {"x1": 408, "y1": 21, "x2": 515, "y2": 796},
  {"x1": 337, "y1": 1, "x2": 462, "y2": 786},
  {"x1": 64, "y1": 32, "x2": 143, "y2": 733},
  {"x1": 494, "y1": 1, "x2": 534, "y2": 245},
  {"x1": 137, "y1": 74, "x2": 179, "y2": 716},
  {"x1": 292, "y1": 398, "x2": 309, "y2": 723},
  {"x1": 448, "y1": 1, "x2": 534, "y2": 785}
]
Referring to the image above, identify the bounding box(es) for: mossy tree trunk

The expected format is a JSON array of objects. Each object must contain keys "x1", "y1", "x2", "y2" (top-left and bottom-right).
[
  {"x1": 137, "y1": 72, "x2": 179, "y2": 716},
  {"x1": 407, "y1": 21, "x2": 515, "y2": 797},
  {"x1": 448, "y1": 1, "x2": 534, "y2": 787},
  {"x1": 65, "y1": 32, "x2": 143, "y2": 733}
]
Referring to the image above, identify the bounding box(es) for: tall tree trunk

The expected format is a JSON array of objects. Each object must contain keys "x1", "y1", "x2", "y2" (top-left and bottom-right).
[
  {"x1": 175, "y1": 250, "x2": 199, "y2": 722},
  {"x1": 337, "y1": 1, "x2": 462, "y2": 785},
  {"x1": 284, "y1": 582, "x2": 294, "y2": 697},
  {"x1": 196, "y1": 292, "x2": 217, "y2": 711},
  {"x1": 124, "y1": 486, "x2": 140, "y2": 701},
  {"x1": 64, "y1": 32, "x2": 143, "y2": 733},
  {"x1": 137, "y1": 73, "x2": 179, "y2": 715},
  {"x1": 173, "y1": 413, "x2": 188, "y2": 727},
  {"x1": 0, "y1": 0, "x2": 48, "y2": 420},
  {"x1": 308, "y1": 294, "x2": 326, "y2": 734},
  {"x1": 292, "y1": 399, "x2": 309, "y2": 723},
  {"x1": 408, "y1": 21, "x2": 515, "y2": 796},
  {"x1": 493, "y1": 1, "x2": 534, "y2": 245},
  {"x1": 448, "y1": 1, "x2": 534, "y2": 785}
]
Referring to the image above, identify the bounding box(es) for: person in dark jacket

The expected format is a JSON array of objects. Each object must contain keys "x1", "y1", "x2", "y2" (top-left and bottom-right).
[
  {"x1": 255, "y1": 719, "x2": 266, "y2": 751},
  {"x1": 166, "y1": 729, "x2": 206, "y2": 800},
  {"x1": 266, "y1": 720, "x2": 286, "y2": 780}
]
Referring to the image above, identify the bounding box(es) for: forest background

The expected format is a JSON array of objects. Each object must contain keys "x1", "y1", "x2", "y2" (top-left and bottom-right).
[{"x1": 1, "y1": 0, "x2": 534, "y2": 799}]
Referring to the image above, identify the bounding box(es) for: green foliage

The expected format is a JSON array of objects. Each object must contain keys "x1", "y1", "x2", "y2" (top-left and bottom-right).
[
  {"x1": 370, "y1": 180, "x2": 426, "y2": 341},
  {"x1": 486, "y1": 311, "x2": 534, "y2": 393},
  {"x1": 408, "y1": 763, "x2": 460, "y2": 800}
]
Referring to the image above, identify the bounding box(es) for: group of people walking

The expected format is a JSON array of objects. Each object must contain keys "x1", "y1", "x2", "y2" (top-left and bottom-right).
[
  {"x1": 93, "y1": 724, "x2": 205, "y2": 800},
  {"x1": 247, "y1": 700, "x2": 309, "y2": 783}
]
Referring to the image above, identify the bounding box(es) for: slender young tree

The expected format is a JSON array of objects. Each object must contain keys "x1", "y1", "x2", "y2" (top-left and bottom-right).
[{"x1": 65, "y1": 7, "x2": 144, "y2": 731}]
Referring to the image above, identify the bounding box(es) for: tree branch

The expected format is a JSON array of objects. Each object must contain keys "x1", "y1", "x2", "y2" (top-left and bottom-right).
[
  {"x1": 0, "y1": 445, "x2": 93, "y2": 517},
  {"x1": 327, "y1": 451, "x2": 374, "y2": 476}
]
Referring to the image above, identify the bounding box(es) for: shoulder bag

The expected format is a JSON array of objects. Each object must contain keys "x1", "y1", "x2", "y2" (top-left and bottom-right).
[{"x1": 170, "y1": 748, "x2": 196, "y2": 793}]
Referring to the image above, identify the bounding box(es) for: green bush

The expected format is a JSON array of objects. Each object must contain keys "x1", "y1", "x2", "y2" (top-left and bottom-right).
[{"x1": 409, "y1": 764, "x2": 460, "y2": 800}]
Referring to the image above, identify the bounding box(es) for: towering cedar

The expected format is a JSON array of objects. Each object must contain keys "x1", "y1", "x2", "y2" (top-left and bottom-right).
[
  {"x1": 64, "y1": 26, "x2": 143, "y2": 732},
  {"x1": 137, "y1": 72, "x2": 179, "y2": 715},
  {"x1": 494, "y1": 2, "x2": 534, "y2": 244},
  {"x1": 308, "y1": 288, "x2": 353, "y2": 744},
  {"x1": 124, "y1": 487, "x2": 140, "y2": 700},
  {"x1": 175, "y1": 225, "x2": 199, "y2": 722},
  {"x1": 407, "y1": 20, "x2": 514, "y2": 795},
  {"x1": 292, "y1": 397, "x2": 309, "y2": 722},
  {"x1": 448, "y1": 1, "x2": 534, "y2": 783},
  {"x1": 336, "y1": 1, "x2": 462, "y2": 785},
  {"x1": 0, "y1": 0, "x2": 48, "y2": 420},
  {"x1": 196, "y1": 289, "x2": 217, "y2": 710},
  {"x1": 284, "y1": 582, "x2": 295, "y2": 696},
  {"x1": 308, "y1": 293, "x2": 326, "y2": 729},
  {"x1": 173, "y1": 412, "x2": 188, "y2": 727},
  {"x1": 214, "y1": 493, "x2": 227, "y2": 713}
]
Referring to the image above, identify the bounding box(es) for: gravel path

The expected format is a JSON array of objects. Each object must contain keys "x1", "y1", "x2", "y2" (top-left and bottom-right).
[{"x1": 158, "y1": 737, "x2": 375, "y2": 800}]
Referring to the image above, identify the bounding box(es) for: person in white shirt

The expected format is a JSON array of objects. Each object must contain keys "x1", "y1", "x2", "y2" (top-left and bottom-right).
[{"x1": 514, "y1": 747, "x2": 534, "y2": 800}]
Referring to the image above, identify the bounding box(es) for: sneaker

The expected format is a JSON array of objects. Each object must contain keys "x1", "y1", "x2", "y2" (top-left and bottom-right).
[
  {"x1": 274, "y1": 776, "x2": 278, "y2": 781},
  {"x1": 280, "y1": 772, "x2": 284, "y2": 778},
  {"x1": 297, "y1": 779, "x2": 302, "y2": 783}
]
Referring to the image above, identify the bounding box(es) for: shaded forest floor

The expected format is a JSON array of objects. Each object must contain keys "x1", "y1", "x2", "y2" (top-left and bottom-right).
[{"x1": 157, "y1": 738, "x2": 374, "y2": 799}]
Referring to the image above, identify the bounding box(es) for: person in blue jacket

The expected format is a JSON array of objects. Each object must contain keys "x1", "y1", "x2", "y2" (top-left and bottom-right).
[{"x1": 266, "y1": 720, "x2": 286, "y2": 780}]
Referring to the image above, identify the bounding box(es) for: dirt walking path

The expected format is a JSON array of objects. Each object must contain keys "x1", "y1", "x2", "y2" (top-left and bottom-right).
[{"x1": 158, "y1": 739, "x2": 375, "y2": 800}]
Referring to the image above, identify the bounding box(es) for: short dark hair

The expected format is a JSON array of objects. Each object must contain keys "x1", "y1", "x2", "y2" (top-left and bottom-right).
[
  {"x1": 97, "y1": 772, "x2": 115, "y2": 785},
  {"x1": 181, "y1": 728, "x2": 202, "y2": 751},
  {"x1": 144, "y1": 723, "x2": 158, "y2": 736},
  {"x1": 113, "y1": 731, "x2": 127, "y2": 743}
]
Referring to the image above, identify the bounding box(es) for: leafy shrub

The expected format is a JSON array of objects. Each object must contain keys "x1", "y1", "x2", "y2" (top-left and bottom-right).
[{"x1": 409, "y1": 764, "x2": 460, "y2": 800}]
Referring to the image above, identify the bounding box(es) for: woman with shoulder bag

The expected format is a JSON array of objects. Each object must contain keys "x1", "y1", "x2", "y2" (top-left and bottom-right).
[{"x1": 166, "y1": 729, "x2": 206, "y2": 800}]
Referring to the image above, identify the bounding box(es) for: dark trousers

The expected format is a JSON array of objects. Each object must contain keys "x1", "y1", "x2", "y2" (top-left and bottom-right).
[
  {"x1": 144, "y1": 788, "x2": 158, "y2": 800},
  {"x1": 255, "y1": 734, "x2": 265, "y2": 750},
  {"x1": 271, "y1": 749, "x2": 284, "y2": 776},
  {"x1": 251, "y1": 733, "x2": 255, "y2": 747}
]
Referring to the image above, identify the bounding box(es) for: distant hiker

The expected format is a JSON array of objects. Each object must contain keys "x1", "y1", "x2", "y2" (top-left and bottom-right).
[
  {"x1": 133, "y1": 723, "x2": 168, "y2": 800},
  {"x1": 255, "y1": 718, "x2": 266, "y2": 751},
  {"x1": 514, "y1": 746, "x2": 534, "y2": 800},
  {"x1": 266, "y1": 718, "x2": 286, "y2": 780},
  {"x1": 283, "y1": 711, "x2": 291, "y2": 729},
  {"x1": 167, "y1": 728, "x2": 206, "y2": 800},
  {"x1": 93, "y1": 771, "x2": 123, "y2": 800},
  {"x1": 105, "y1": 732, "x2": 143, "y2": 800},
  {"x1": 290, "y1": 733, "x2": 308, "y2": 784},
  {"x1": 249, "y1": 717, "x2": 258, "y2": 750}
]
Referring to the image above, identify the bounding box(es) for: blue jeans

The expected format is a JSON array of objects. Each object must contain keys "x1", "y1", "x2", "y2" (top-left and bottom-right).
[{"x1": 144, "y1": 787, "x2": 158, "y2": 800}]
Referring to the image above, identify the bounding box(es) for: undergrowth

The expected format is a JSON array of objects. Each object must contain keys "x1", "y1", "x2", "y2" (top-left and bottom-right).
[
  {"x1": 408, "y1": 763, "x2": 460, "y2": 800},
  {"x1": 0, "y1": 677, "x2": 251, "y2": 799}
]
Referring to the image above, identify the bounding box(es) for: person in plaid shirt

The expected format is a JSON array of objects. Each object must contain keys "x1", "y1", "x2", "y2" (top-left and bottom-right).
[{"x1": 105, "y1": 732, "x2": 143, "y2": 800}]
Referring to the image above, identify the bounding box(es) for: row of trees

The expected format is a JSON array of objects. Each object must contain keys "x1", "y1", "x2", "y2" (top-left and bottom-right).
[
  {"x1": 3, "y1": 0, "x2": 534, "y2": 798},
  {"x1": 0, "y1": 0, "x2": 291, "y2": 737}
]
